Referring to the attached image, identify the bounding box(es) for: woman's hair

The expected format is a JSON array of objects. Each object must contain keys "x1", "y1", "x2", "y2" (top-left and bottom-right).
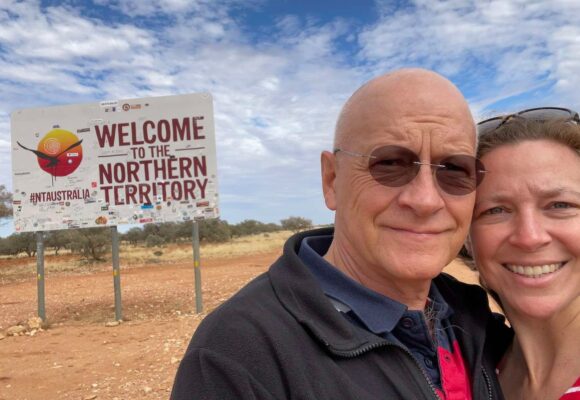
[{"x1": 476, "y1": 116, "x2": 580, "y2": 159}]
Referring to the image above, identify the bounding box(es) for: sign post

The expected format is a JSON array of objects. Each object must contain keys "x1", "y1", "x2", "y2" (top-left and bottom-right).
[
  {"x1": 36, "y1": 231, "x2": 46, "y2": 321},
  {"x1": 111, "y1": 226, "x2": 122, "y2": 321},
  {"x1": 192, "y1": 221, "x2": 202, "y2": 313}
]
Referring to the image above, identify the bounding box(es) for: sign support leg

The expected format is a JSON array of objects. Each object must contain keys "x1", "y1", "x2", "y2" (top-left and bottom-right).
[
  {"x1": 111, "y1": 226, "x2": 123, "y2": 321},
  {"x1": 192, "y1": 222, "x2": 203, "y2": 313},
  {"x1": 36, "y1": 231, "x2": 46, "y2": 321}
]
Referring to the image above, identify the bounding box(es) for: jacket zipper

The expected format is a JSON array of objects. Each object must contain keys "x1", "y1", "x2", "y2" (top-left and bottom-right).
[
  {"x1": 482, "y1": 366, "x2": 493, "y2": 400},
  {"x1": 332, "y1": 340, "x2": 440, "y2": 400}
]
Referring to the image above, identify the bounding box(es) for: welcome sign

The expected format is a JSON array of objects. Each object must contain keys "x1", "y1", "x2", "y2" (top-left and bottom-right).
[{"x1": 11, "y1": 93, "x2": 219, "y2": 232}]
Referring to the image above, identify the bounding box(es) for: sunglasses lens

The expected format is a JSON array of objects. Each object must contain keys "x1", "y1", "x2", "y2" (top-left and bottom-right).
[
  {"x1": 476, "y1": 117, "x2": 505, "y2": 135},
  {"x1": 369, "y1": 146, "x2": 419, "y2": 187},
  {"x1": 367, "y1": 145, "x2": 484, "y2": 195},
  {"x1": 477, "y1": 107, "x2": 577, "y2": 135},
  {"x1": 519, "y1": 108, "x2": 572, "y2": 121},
  {"x1": 436, "y1": 155, "x2": 485, "y2": 195}
]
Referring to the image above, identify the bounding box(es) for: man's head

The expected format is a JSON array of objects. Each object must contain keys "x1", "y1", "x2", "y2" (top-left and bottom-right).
[{"x1": 321, "y1": 68, "x2": 477, "y2": 307}]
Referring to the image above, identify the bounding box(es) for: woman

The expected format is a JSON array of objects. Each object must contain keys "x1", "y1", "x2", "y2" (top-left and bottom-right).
[{"x1": 467, "y1": 108, "x2": 580, "y2": 400}]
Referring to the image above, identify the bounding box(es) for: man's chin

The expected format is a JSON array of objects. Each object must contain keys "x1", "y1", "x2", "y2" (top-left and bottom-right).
[
  {"x1": 384, "y1": 254, "x2": 450, "y2": 281},
  {"x1": 385, "y1": 237, "x2": 455, "y2": 258}
]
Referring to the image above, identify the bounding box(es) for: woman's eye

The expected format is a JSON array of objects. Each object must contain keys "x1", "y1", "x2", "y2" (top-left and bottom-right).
[
  {"x1": 550, "y1": 201, "x2": 574, "y2": 209},
  {"x1": 482, "y1": 206, "x2": 504, "y2": 215}
]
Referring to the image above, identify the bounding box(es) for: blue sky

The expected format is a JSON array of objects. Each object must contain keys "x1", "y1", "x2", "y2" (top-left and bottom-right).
[{"x1": 1, "y1": 0, "x2": 579, "y2": 237}]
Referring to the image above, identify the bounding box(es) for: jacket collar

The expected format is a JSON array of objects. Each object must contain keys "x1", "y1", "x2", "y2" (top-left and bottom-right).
[
  {"x1": 269, "y1": 227, "x2": 502, "y2": 362},
  {"x1": 269, "y1": 227, "x2": 384, "y2": 355}
]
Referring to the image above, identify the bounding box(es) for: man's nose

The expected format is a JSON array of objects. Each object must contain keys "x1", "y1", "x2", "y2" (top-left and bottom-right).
[
  {"x1": 508, "y1": 211, "x2": 551, "y2": 251},
  {"x1": 397, "y1": 165, "x2": 445, "y2": 216}
]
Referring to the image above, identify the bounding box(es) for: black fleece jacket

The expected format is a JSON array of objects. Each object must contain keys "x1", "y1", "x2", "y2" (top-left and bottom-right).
[{"x1": 171, "y1": 227, "x2": 512, "y2": 400}]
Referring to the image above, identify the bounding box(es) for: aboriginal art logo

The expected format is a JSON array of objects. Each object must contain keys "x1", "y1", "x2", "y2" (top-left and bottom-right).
[{"x1": 18, "y1": 129, "x2": 83, "y2": 183}]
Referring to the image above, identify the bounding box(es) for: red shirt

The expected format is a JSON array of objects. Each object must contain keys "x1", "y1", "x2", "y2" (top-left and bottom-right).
[{"x1": 561, "y1": 377, "x2": 580, "y2": 399}]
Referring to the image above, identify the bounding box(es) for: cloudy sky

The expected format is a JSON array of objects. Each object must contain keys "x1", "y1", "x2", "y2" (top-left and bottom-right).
[{"x1": 1, "y1": 0, "x2": 579, "y2": 234}]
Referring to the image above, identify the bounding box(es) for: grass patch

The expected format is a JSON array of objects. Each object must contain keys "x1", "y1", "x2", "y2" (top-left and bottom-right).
[{"x1": 0, "y1": 230, "x2": 294, "y2": 283}]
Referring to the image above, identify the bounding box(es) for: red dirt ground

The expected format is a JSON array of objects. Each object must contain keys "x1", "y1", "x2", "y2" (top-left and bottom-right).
[{"x1": 0, "y1": 250, "x2": 482, "y2": 400}]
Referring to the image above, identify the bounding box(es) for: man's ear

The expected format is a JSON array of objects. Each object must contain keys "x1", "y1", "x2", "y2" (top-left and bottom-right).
[{"x1": 321, "y1": 151, "x2": 337, "y2": 211}]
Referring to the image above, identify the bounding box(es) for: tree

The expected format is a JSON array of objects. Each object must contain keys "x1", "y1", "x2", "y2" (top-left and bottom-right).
[
  {"x1": 0, "y1": 238, "x2": 15, "y2": 256},
  {"x1": 199, "y1": 219, "x2": 231, "y2": 243},
  {"x1": 69, "y1": 227, "x2": 111, "y2": 261},
  {"x1": 174, "y1": 221, "x2": 194, "y2": 241},
  {"x1": 265, "y1": 223, "x2": 281, "y2": 232},
  {"x1": 0, "y1": 185, "x2": 12, "y2": 219},
  {"x1": 231, "y1": 219, "x2": 280, "y2": 237},
  {"x1": 45, "y1": 230, "x2": 73, "y2": 255},
  {"x1": 0, "y1": 233, "x2": 31, "y2": 256},
  {"x1": 4, "y1": 232, "x2": 36, "y2": 256},
  {"x1": 157, "y1": 222, "x2": 179, "y2": 243},
  {"x1": 280, "y1": 216, "x2": 312, "y2": 233},
  {"x1": 122, "y1": 227, "x2": 145, "y2": 245},
  {"x1": 145, "y1": 233, "x2": 165, "y2": 247}
]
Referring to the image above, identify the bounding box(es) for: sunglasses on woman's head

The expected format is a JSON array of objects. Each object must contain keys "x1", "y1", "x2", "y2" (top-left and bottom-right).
[
  {"x1": 477, "y1": 107, "x2": 580, "y2": 135},
  {"x1": 333, "y1": 145, "x2": 486, "y2": 196}
]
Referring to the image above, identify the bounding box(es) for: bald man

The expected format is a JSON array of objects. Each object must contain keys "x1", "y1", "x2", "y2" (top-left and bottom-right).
[{"x1": 171, "y1": 69, "x2": 511, "y2": 400}]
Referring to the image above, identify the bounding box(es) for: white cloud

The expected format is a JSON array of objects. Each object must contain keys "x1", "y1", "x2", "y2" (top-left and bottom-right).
[
  {"x1": 94, "y1": 0, "x2": 260, "y2": 20},
  {"x1": 0, "y1": 3, "x2": 154, "y2": 61},
  {"x1": 93, "y1": 0, "x2": 193, "y2": 17},
  {"x1": 362, "y1": 0, "x2": 580, "y2": 114}
]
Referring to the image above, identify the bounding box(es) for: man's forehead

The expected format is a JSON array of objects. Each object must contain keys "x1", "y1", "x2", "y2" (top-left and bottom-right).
[
  {"x1": 369, "y1": 87, "x2": 468, "y2": 120},
  {"x1": 342, "y1": 107, "x2": 475, "y2": 150},
  {"x1": 335, "y1": 69, "x2": 474, "y2": 149},
  {"x1": 358, "y1": 125, "x2": 476, "y2": 153}
]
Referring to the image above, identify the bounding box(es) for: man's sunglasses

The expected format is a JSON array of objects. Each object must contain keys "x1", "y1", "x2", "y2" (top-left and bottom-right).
[
  {"x1": 477, "y1": 107, "x2": 580, "y2": 134},
  {"x1": 333, "y1": 145, "x2": 486, "y2": 196}
]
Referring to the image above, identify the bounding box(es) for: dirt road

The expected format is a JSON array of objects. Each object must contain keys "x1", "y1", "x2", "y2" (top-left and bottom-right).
[{"x1": 0, "y1": 248, "x2": 483, "y2": 400}]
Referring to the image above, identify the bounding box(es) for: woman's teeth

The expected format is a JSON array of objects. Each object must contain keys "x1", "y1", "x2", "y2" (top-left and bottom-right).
[{"x1": 504, "y1": 263, "x2": 563, "y2": 278}]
